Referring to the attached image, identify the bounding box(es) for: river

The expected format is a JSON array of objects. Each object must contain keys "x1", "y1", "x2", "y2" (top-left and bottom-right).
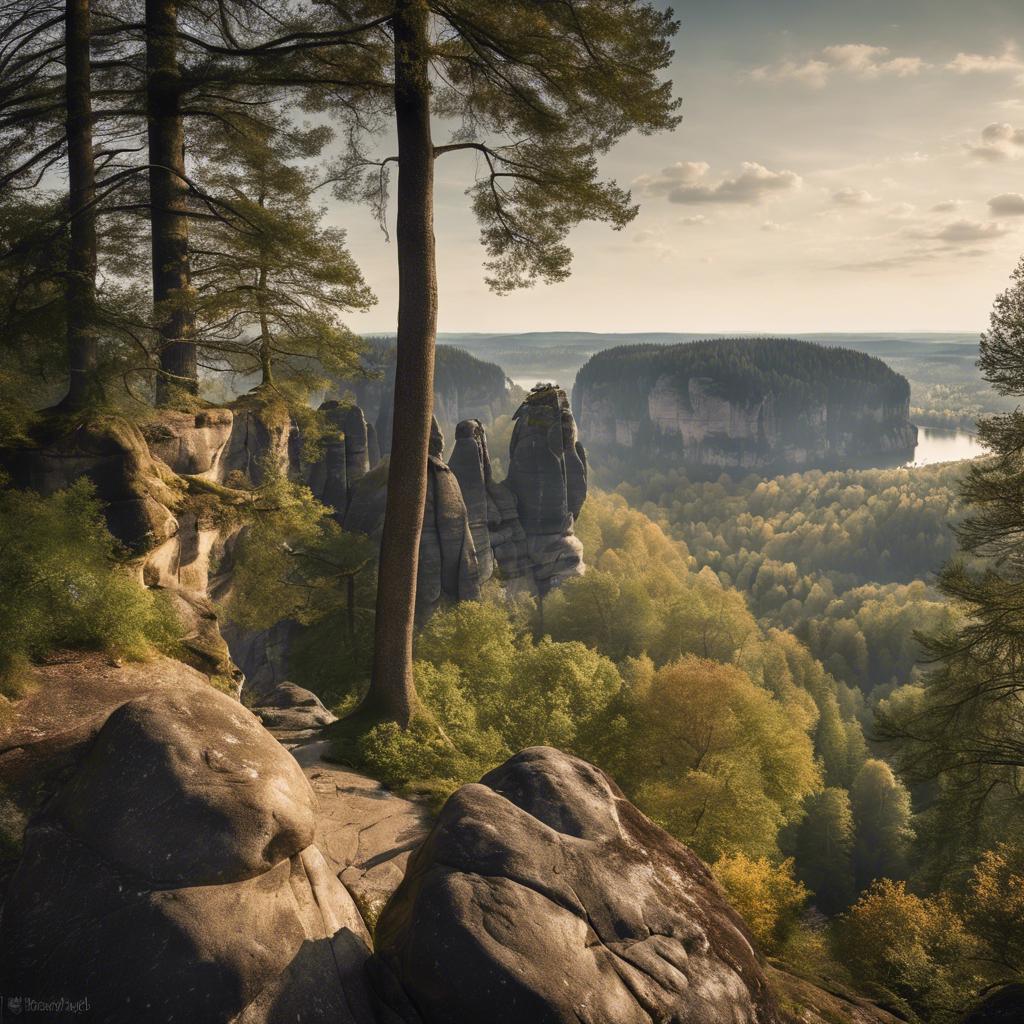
[{"x1": 907, "y1": 427, "x2": 986, "y2": 467}]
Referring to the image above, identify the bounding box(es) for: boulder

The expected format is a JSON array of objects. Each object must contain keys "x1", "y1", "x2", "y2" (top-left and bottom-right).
[
  {"x1": 961, "y1": 984, "x2": 1024, "y2": 1024},
  {"x1": 370, "y1": 746, "x2": 781, "y2": 1024},
  {"x1": 507, "y1": 385, "x2": 587, "y2": 595},
  {"x1": 254, "y1": 682, "x2": 338, "y2": 737},
  {"x1": 0, "y1": 685, "x2": 373, "y2": 1024}
]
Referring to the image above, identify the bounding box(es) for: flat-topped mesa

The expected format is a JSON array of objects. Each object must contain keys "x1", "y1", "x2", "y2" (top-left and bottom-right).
[
  {"x1": 507, "y1": 384, "x2": 588, "y2": 595},
  {"x1": 574, "y1": 338, "x2": 918, "y2": 472}
]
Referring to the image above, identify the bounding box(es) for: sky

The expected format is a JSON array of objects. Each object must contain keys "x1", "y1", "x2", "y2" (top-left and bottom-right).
[{"x1": 331, "y1": 0, "x2": 1024, "y2": 335}]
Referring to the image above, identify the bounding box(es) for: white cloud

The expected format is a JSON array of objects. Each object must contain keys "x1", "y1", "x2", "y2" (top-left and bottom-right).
[
  {"x1": 761, "y1": 220, "x2": 782, "y2": 232},
  {"x1": 750, "y1": 43, "x2": 928, "y2": 88},
  {"x1": 988, "y1": 193, "x2": 1024, "y2": 216},
  {"x1": 967, "y1": 122, "x2": 1024, "y2": 161},
  {"x1": 947, "y1": 43, "x2": 1024, "y2": 82},
  {"x1": 931, "y1": 199, "x2": 963, "y2": 213},
  {"x1": 635, "y1": 162, "x2": 802, "y2": 205},
  {"x1": 889, "y1": 203, "x2": 917, "y2": 218},
  {"x1": 832, "y1": 187, "x2": 877, "y2": 206},
  {"x1": 678, "y1": 214, "x2": 709, "y2": 226}
]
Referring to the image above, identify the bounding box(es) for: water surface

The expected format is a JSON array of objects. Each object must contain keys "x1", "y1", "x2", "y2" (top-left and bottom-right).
[{"x1": 907, "y1": 427, "x2": 985, "y2": 467}]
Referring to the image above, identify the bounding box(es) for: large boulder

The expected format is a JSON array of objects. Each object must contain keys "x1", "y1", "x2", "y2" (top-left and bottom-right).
[
  {"x1": 370, "y1": 746, "x2": 781, "y2": 1024},
  {"x1": 0, "y1": 686, "x2": 374, "y2": 1024},
  {"x1": 254, "y1": 682, "x2": 338, "y2": 739},
  {"x1": 0, "y1": 416, "x2": 180, "y2": 553}
]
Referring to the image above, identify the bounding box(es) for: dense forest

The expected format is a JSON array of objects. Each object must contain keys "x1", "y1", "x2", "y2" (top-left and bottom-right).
[{"x1": 2, "y1": 1, "x2": 1024, "y2": 1022}]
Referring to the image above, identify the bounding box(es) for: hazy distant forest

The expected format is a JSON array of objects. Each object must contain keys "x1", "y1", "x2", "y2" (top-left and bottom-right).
[{"x1": 2, "y1": 3, "x2": 1024, "y2": 1023}]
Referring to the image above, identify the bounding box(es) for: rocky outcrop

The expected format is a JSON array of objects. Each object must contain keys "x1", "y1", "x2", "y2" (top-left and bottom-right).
[
  {"x1": 291, "y1": 740, "x2": 432, "y2": 928},
  {"x1": 254, "y1": 682, "x2": 338, "y2": 741},
  {"x1": 330, "y1": 339, "x2": 516, "y2": 454},
  {"x1": 574, "y1": 339, "x2": 918, "y2": 472},
  {"x1": 370, "y1": 746, "x2": 780, "y2": 1024},
  {"x1": 960, "y1": 984, "x2": 1024, "y2": 1024},
  {"x1": 0, "y1": 685, "x2": 374, "y2": 1024},
  {"x1": 344, "y1": 418, "x2": 481, "y2": 618},
  {"x1": 507, "y1": 385, "x2": 587, "y2": 594}
]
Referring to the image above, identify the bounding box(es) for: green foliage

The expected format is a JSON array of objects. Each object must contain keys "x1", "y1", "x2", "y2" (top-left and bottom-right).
[
  {"x1": 879, "y1": 260, "x2": 1024, "y2": 875},
  {"x1": 849, "y1": 759, "x2": 914, "y2": 891},
  {"x1": 343, "y1": 601, "x2": 621, "y2": 800},
  {"x1": 219, "y1": 457, "x2": 378, "y2": 705},
  {"x1": 0, "y1": 479, "x2": 180, "y2": 685},
  {"x1": 191, "y1": 110, "x2": 374, "y2": 399},
  {"x1": 962, "y1": 843, "x2": 1024, "y2": 977},
  {"x1": 619, "y1": 656, "x2": 822, "y2": 862},
  {"x1": 788, "y1": 788, "x2": 856, "y2": 915},
  {"x1": 833, "y1": 880, "x2": 983, "y2": 1024}
]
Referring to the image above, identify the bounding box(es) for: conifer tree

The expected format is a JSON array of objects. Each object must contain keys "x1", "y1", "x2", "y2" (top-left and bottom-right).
[
  {"x1": 879, "y1": 257, "x2": 1024, "y2": 857},
  {"x1": 190, "y1": 112, "x2": 374, "y2": 397},
  {"x1": 300, "y1": 0, "x2": 681, "y2": 725}
]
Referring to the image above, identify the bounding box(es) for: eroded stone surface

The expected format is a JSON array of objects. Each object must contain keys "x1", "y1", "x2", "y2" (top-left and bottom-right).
[
  {"x1": 370, "y1": 746, "x2": 780, "y2": 1024},
  {"x1": 0, "y1": 685, "x2": 373, "y2": 1024},
  {"x1": 292, "y1": 740, "x2": 432, "y2": 925}
]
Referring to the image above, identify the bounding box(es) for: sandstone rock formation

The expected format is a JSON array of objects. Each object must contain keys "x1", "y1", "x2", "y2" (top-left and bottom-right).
[
  {"x1": 344, "y1": 418, "x2": 481, "y2": 618},
  {"x1": 370, "y1": 746, "x2": 780, "y2": 1024},
  {"x1": 331, "y1": 339, "x2": 515, "y2": 454},
  {"x1": 507, "y1": 384, "x2": 587, "y2": 594},
  {"x1": 253, "y1": 682, "x2": 338, "y2": 740},
  {"x1": 0, "y1": 685, "x2": 374, "y2": 1024},
  {"x1": 574, "y1": 339, "x2": 918, "y2": 472}
]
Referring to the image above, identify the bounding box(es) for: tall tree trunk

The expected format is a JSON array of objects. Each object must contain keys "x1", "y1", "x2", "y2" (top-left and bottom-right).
[
  {"x1": 146, "y1": 0, "x2": 197, "y2": 404},
  {"x1": 257, "y1": 264, "x2": 272, "y2": 385},
  {"x1": 362, "y1": 0, "x2": 435, "y2": 726},
  {"x1": 64, "y1": 0, "x2": 98, "y2": 408}
]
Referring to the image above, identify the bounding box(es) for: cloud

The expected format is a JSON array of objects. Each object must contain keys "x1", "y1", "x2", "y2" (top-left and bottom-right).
[
  {"x1": 750, "y1": 43, "x2": 928, "y2": 88},
  {"x1": 889, "y1": 203, "x2": 917, "y2": 219},
  {"x1": 831, "y1": 187, "x2": 877, "y2": 206},
  {"x1": 678, "y1": 214, "x2": 709, "y2": 226},
  {"x1": 988, "y1": 193, "x2": 1024, "y2": 216},
  {"x1": 761, "y1": 221, "x2": 782, "y2": 232},
  {"x1": 968, "y1": 122, "x2": 1024, "y2": 161},
  {"x1": 947, "y1": 43, "x2": 1024, "y2": 82},
  {"x1": 933, "y1": 219, "x2": 1012, "y2": 244},
  {"x1": 931, "y1": 199, "x2": 963, "y2": 212},
  {"x1": 632, "y1": 161, "x2": 710, "y2": 196},
  {"x1": 635, "y1": 162, "x2": 802, "y2": 205}
]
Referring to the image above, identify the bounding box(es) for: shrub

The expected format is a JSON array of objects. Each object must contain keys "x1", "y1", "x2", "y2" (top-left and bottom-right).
[
  {"x1": 0, "y1": 478, "x2": 179, "y2": 688},
  {"x1": 713, "y1": 853, "x2": 809, "y2": 954}
]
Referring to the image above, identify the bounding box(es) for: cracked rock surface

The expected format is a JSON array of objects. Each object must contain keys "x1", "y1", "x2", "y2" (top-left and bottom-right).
[
  {"x1": 369, "y1": 746, "x2": 781, "y2": 1024},
  {"x1": 291, "y1": 740, "x2": 432, "y2": 927}
]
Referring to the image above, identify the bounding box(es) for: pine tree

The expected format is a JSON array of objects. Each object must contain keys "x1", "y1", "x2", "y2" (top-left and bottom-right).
[
  {"x1": 297, "y1": 0, "x2": 681, "y2": 725},
  {"x1": 879, "y1": 257, "x2": 1024, "y2": 859},
  {"x1": 190, "y1": 111, "x2": 373, "y2": 398}
]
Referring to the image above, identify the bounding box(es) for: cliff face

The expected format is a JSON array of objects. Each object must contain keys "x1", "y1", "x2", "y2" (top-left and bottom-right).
[
  {"x1": 330, "y1": 340, "x2": 517, "y2": 454},
  {"x1": 574, "y1": 339, "x2": 918, "y2": 471}
]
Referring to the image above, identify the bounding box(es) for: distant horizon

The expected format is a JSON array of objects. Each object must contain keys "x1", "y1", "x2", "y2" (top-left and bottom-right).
[{"x1": 358, "y1": 328, "x2": 985, "y2": 338}]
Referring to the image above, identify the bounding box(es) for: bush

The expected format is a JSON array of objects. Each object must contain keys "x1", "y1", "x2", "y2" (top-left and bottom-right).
[
  {"x1": 713, "y1": 853, "x2": 809, "y2": 954},
  {"x1": 0, "y1": 479, "x2": 179, "y2": 688}
]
